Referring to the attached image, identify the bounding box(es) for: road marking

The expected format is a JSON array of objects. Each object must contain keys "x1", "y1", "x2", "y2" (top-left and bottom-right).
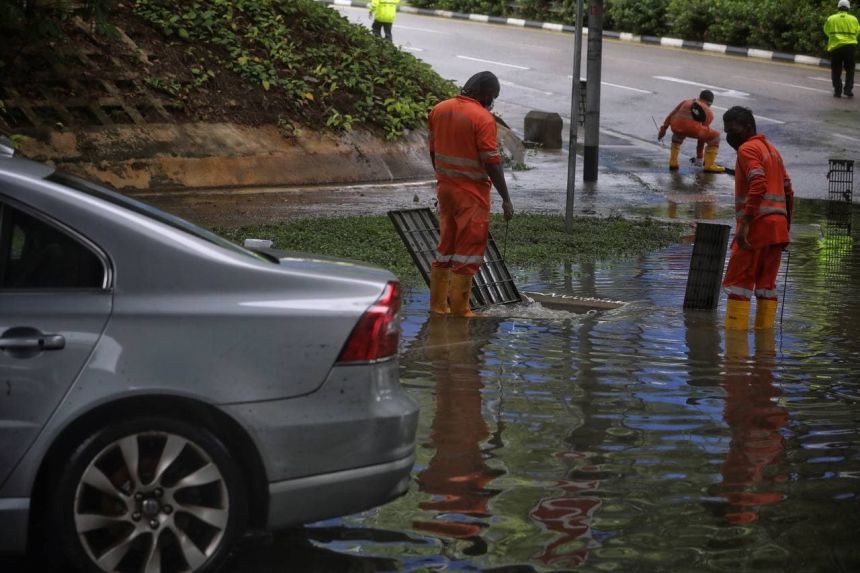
[
  {"x1": 401, "y1": 46, "x2": 424, "y2": 52},
  {"x1": 500, "y1": 80, "x2": 553, "y2": 96},
  {"x1": 710, "y1": 105, "x2": 785, "y2": 125},
  {"x1": 740, "y1": 77, "x2": 830, "y2": 94},
  {"x1": 456, "y1": 55, "x2": 530, "y2": 70},
  {"x1": 653, "y1": 76, "x2": 750, "y2": 99},
  {"x1": 808, "y1": 76, "x2": 831, "y2": 82},
  {"x1": 567, "y1": 77, "x2": 652, "y2": 93},
  {"x1": 396, "y1": 24, "x2": 451, "y2": 34},
  {"x1": 601, "y1": 81, "x2": 652, "y2": 94},
  {"x1": 835, "y1": 133, "x2": 860, "y2": 143}
]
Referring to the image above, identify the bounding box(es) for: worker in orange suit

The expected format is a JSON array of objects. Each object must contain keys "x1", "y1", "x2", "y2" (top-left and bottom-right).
[
  {"x1": 428, "y1": 71, "x2": 514, "y2": 317},
  {"x1": 658, "y1": 89, "x2": 725, "y2": 173},
  {"x1": 721, "y1": 106, "x2": 794, "y2": 330}
]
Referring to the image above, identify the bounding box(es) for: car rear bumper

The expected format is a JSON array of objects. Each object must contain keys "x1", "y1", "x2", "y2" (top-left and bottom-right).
[
  {"x1": 222, "y1": 359, "x2": 419, "y2": 482},
  {"x1": 267, "y1": 451, "x2": 414, "y2": 529},
  {"x1": 0, "y1": 498, "x2": 29, "y2": 553}
]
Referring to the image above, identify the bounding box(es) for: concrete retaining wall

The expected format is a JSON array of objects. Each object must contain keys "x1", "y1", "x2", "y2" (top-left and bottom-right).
[{"x1": 18, "y1": 123, "x2": 434, "y2": 191}]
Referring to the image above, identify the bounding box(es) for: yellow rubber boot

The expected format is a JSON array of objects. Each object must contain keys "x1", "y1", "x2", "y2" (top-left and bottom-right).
[
  {"x1": 429, "y1": 266, "x2": 451, "y2": 314},
  {"x1": 754, "y1": 298, "x2": 778, "y2": 330},
  {"x1": 703, "y1": 146, "x2": 726, "y2": 173},
  {"x1": 669, "y1": 143, "x2": 681, "y2": 170},
  {"x1": 448, "y1": 272, "x2": 475, "y2": 318},
  {"x1": 725, "y1": 298, "x2": 751, "y2": 330}
]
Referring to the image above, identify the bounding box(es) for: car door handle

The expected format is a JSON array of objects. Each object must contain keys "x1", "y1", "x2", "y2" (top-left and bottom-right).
[{"x1": 0, "y1": 334, "x2": 65, "y2": 350}]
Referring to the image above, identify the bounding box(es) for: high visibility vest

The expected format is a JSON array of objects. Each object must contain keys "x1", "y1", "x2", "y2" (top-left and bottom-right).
[
  {"x1": 428, "y1": 95, "x2": 501, "y2": 202},
  {"x1": 734, "y1": 134, "x2": 793, "y2": 247},
  {"x1": 824, "y1": 12, "x2": 860, "y2": 52},
  {"x1": 371, "y1": 0, "x2": 400, "y2": 24}
]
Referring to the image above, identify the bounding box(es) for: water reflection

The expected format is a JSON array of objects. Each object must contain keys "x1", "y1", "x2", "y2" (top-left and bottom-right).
[
  {"x1": 414, "y1": 316, "x2": 503, "y2": 547},
  {"x1": 713, "y1": 331, "x2": 788, "y2": 525},
  {"x1": 666, "y1": 171, "x2": 719, "y2": 222}
]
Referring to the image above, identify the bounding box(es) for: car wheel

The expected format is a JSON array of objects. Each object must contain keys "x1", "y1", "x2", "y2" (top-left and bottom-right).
[{"x1": 50, "y1": 416, "x2": 248, "y2": 573}]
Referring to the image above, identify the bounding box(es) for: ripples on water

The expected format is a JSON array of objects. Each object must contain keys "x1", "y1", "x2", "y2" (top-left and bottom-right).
[{"x1": 305, "y1": 208, "x2": 860, "y2": 572}]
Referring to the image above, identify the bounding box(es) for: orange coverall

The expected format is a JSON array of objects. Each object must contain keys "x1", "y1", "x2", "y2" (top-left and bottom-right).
[
  {"x1": 662, "y1": 98, "x2": 720, "y2": 158},
  {"x1": 428, "y1": 94, "x2": 501, "y2": 276},
  {"x1": 722, "y1": 134, "x2": 794, "y2": 301}
]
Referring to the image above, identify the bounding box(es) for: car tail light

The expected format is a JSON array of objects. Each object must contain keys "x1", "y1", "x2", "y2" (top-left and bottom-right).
[{"x1": 337, "y1": 281, "x2": 401, "y2": 363}]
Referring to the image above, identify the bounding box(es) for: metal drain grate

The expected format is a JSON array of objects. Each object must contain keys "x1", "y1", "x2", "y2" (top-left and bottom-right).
[
  {"x1": 683, "y1": 222, "x2": 731, "y2": 310},
  {"x1": 388, "y1": 208, "x2": 521, "y2": 310},
  {"x1": 827, "y1": 159, "x2": 853, "y2": 235}
]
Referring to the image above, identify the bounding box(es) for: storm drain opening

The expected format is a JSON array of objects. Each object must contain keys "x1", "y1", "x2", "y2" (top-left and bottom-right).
[{"x1": 388, "y1": 208, "x2": 625, "y2": 315}]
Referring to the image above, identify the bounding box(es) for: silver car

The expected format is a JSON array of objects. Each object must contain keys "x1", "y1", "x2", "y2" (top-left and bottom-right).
[{"x1": 0, "y1": 140, "x2": 418, "y2": 572}]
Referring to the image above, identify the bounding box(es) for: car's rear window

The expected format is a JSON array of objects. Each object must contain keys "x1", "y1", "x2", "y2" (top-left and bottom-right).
[{"x1": 46, "y1": 172, "x2": 269, "y2": 262}]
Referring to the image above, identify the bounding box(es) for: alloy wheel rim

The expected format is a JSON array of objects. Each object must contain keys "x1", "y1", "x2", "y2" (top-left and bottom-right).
[{"x1": 73, "y1": 431, "x2": 230, "y2": 572}]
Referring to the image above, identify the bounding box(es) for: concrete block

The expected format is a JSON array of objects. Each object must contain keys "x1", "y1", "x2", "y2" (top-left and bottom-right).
[{"x1": 524, "y1": 111, "x2": 562, "y2": 149}]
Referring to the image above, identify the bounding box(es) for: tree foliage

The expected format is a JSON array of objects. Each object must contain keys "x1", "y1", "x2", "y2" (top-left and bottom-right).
[{"x1": 411, "y1": 0, "x2": 847, "y2": 57}]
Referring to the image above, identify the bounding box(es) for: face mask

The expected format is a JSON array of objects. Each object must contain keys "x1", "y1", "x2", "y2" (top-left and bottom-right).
[{"x1": 726, "y1": 133, "x2": 744, "y2": 151}]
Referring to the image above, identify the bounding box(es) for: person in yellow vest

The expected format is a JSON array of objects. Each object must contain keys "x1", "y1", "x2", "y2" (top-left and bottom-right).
[
  {"x1": 370, "y1": 0, "x2": 400, "y2": 42},
  {"x1": 825, "y1": 0, "x2": 860, "y2": 98}
]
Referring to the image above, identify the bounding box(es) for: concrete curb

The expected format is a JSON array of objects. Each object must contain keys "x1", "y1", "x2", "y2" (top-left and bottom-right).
[{"x1": 318, "y1": 0, "x2": 834, "y2": 69}]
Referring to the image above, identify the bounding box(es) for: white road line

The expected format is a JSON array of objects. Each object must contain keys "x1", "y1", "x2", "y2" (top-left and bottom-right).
[
  {"x1": 401, "y1": 46, "x2": 424, "y2": 52},
  {"x1": 653, "y1": 76, "x2": 750, "y2": 99},
  {"x1": 567, "y1": 76, "x2": 652, "y2": 93},
  {"x1": 710, "y1": 105, "x2": 785, "y2": 125},
  {"x1": 499, "y1": 80, "x2": 553, "y2": 96},
  {"x1": 741, "y1": 77, "x2": 830, "y2": 94},
  {"x1": 808, "y1": 76, "x2": 831, "y2": 82},
  {"x1": 456, "y1": 55, "x2": 530, "y2": 70},
  {"x1": 601, "y1": 81, "x2": 652, "y2": 94},
  {"x1": 396, "y1": 24, "x2": 451, "y2": 34},
  {"x1": 834, "y1": 133, "x2": 860, "y2": 143}
]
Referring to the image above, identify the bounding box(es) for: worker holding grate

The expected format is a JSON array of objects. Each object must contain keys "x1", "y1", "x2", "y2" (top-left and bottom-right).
[{"x1": 428, "y1": 71, "x2": 514, "y2": 317}]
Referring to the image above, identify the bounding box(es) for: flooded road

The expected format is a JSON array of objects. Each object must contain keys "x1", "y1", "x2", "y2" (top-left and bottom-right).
[{"x1": 223, "y1": 200, "x2": 860, "y2": 572}]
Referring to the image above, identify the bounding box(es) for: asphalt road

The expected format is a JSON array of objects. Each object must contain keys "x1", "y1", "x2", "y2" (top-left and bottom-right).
[{"x1": 336, "y1": 5, "x2": 860, "y2": 198}]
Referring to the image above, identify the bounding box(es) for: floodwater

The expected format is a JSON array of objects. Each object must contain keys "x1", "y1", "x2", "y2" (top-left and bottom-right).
[{"x1": 226, "y1": 200, "x2": 860, "y2": 572}]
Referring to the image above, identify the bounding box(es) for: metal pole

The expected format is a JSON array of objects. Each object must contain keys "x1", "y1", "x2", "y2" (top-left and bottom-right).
[
  {"x1": 583, "y1": 0, "x2": 603, "y2": 182},
  {"x1": 565, "y1": 0, "x2": 585, "y2": 233}
]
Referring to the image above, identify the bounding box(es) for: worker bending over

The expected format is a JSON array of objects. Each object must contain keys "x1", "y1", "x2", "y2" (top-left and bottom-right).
[
  {"x1": 722, "y1": 106, "x2": 794, "y2": 330},
  {"x1": 658, "y1": 90, "x2": 725, "y2": 173},
  {"x1": 428, "y1": 71, "x2": 514, "y2": 317}
]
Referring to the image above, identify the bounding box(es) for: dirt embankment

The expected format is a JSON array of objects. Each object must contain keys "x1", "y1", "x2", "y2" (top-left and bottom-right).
[{"x1": 1, "y1": 4, "x2": 438, "y2": 191}]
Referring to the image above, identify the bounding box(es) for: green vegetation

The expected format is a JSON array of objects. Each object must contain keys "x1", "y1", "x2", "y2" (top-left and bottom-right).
[
  {"x1": 218, "y1": 214, "x2": 685, "y2": 285},
  {"x1": 409, "y1": 0, "x2": 844, "y2": 57},
  {"x1": 0, "y1": 0, "x2": 456, "y2": 139}
]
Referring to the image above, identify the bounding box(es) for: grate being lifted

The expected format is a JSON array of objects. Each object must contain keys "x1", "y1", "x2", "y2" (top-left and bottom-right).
[
  {"x1": 388, "y1": 208, "x2": 521, "y2": 310},
  {"x1": 826, "y1": 159, "x2": 853, "y2": 236}
]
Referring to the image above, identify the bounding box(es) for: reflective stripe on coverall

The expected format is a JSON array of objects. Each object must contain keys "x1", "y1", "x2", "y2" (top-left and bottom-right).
[
  {"x1": 428, "y1": 94, "x2": 501, "y2": 276},
  {"x1": 662, "y1": 98, "x2": 720, "y2": 158},
  {"x1": 723, "y1": 134, "x2": 794, "y2": 300},
  {"x1": 370, "y1": 0, "x2": 400, "y2": 23}
]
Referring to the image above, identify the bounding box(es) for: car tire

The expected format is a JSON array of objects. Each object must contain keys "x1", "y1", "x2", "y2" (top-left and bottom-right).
[{"x1": 49, "y1": 415, "x2": 248, "y2": 573}]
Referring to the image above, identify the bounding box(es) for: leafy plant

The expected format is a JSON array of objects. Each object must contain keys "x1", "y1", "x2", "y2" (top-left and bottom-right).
[{"x1": 218, "y1": 214, "x2": 685, "y2": 286}]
